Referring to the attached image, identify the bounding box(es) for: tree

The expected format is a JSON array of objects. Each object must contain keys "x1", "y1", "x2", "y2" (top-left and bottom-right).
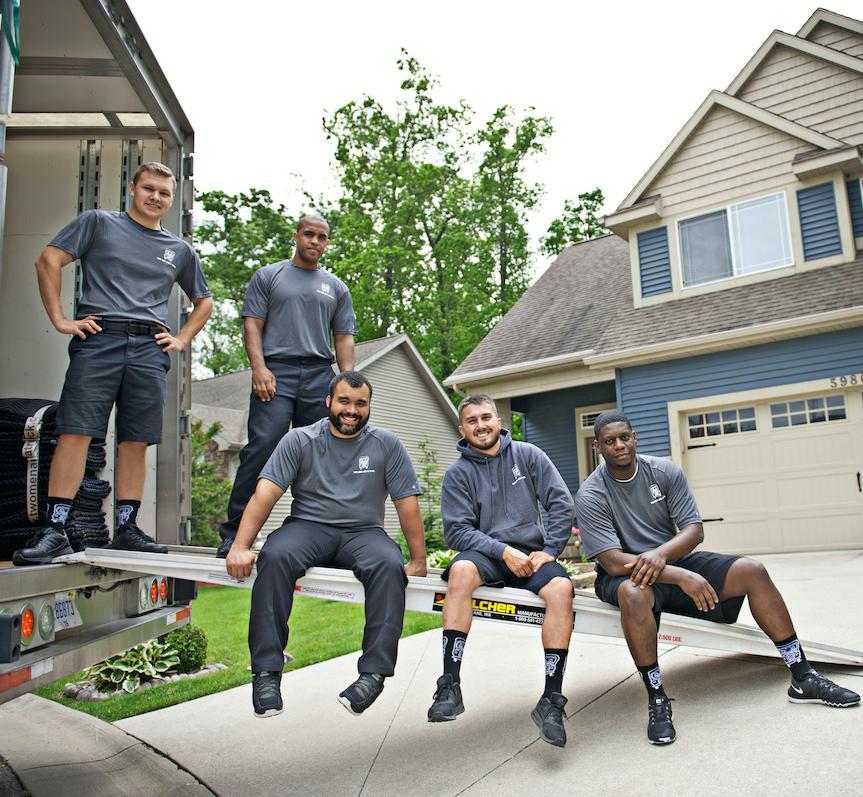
[
  {"x1": 540, "y1": 188, "x2": 609, "y2": 258},
  {"x1": 194, "y1": 189, "x2": 297, "y2": 375},
  {"x1": 190, "y1": 419, "x2": 232, "y2": 547}
]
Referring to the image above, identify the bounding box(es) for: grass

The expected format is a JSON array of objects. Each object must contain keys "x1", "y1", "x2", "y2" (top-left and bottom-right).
[{"x1": 35, "y1": 586, "x2": 441, "y2": 723}]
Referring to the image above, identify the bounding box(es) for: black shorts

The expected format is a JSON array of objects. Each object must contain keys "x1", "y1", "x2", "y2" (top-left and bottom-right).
[
  {"x1": 55, "y1": 328, "x2": 170, "y2": 444},
  {"x1": 442, "y1": 548, "x2": 571, "y2": 595},
  {"x1": 595, "y1": 550, "x2": 744, "y2": 625}
]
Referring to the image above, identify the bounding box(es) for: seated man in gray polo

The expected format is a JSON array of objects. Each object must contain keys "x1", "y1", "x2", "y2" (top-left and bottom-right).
[
  {"x1": 427, "y1": 394, "x2": 576, "y2": 748},
  {"x1": 226, "y1": 371, "x2": 427, "y2": 718},
  {"x1": 14, "y1": 162, "x2": 212, "y2": 565},
  {"x1": 575, "y1": 410, "x2": 860, "y2": 746},
  {"x1": 217, "y1": 214, "x2": 357, "y2": 559}
]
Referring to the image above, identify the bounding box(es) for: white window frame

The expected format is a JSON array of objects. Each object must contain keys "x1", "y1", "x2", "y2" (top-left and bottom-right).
[{"x1": 676, "y1": 191, "x2": 794, "y2": 289}]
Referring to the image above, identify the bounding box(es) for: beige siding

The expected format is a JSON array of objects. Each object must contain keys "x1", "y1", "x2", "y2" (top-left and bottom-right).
[
  {"x1": 254, "y1": 345, "x2": 459, "y2": 548},
  {"x1": 645, "y1": 107, "x2": 808, "y2": 214},
  {"x1": 738, "y1": 45, "x2": 863, "y2": 145},
  {"x1": 808, "y1": 22, "x2": 863, "y2": 57}
]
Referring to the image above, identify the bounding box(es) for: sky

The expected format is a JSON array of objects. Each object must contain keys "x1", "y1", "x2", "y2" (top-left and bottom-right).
[{"x1": 128, "y1": 0, "x2": 862, "y2": 273}]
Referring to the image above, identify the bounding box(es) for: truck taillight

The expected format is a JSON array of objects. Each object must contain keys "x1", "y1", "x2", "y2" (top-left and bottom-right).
[
  {"x1": 160, "y1": 578, "x2": 167, "y2": 601},
  {"x1": 150, "y1": 579, "x2": 159, "y2": 605},
  {"x1": 20, "y1": 606, "x2": 34, "y2": 642}
]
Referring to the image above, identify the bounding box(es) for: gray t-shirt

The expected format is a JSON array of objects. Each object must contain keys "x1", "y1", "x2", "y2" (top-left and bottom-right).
[
  {"x1": 242, "y1": 260, "x2": 357, "y2": 362},
  {"x1": 574, "y1": 455, "x2": 701, "y2": 560},
  {"x1": 260, "y1": 419, "x2": 421, "y2": 530},
  {"x1": 49, "y1": 210, "x2": 210, "y2": 328}
]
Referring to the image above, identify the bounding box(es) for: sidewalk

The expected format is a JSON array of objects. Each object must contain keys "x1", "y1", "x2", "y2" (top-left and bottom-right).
[{"x1": 115, "y1": 550, "x2": 863, "y2": 796}]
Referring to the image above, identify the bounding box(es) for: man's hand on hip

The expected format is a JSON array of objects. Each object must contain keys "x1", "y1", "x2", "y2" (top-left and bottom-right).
[
  {"x1": 56, "y1": 316, "x2": 101, "y2": 339},
  {"x1": 251, "y1": 365, "x2": 277, "y2": 401},
  {"x1": 226, "y1": 545, "x2": 258, "y2": 580},
  {"x1": 502, "y1": 546, "x2": 533, "y2": 578},
  {"x1": 527, "y1": 550, "x2": 554, "y2": 573}
]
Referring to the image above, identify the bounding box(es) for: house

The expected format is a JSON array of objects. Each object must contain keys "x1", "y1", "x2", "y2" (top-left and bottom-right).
[
  {"x1": 192, "y1": 334, "x2": 459, "y2": 542},
  {"x1": 444, "y1": 8, "x2": 863, "y2": 556}
]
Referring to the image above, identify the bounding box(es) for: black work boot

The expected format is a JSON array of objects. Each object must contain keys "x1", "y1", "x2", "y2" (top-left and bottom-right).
[
  {"x1": 12, "y1": 527, "x2": 74, "y2": 566},
  {"x1": 111, "y1": 524, "x2": 168, "y2": 554},
  {"x1": 427, "y1": 674, "x2": 465, "y2": 722},
  {"x1": 338, "y1": 673, "x2": 385, "y2": 715},
  {"x1": 531, "y1": 692, "x2": 568, "y2": 747},
  {"x1": 252, "y1": 671, "x2": 283, "y2": 718}
]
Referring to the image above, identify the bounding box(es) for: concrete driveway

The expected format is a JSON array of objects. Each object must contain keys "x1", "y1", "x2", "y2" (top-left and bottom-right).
[{"x1": 113, "y1": 550, "x2": 863, "y2": 796}]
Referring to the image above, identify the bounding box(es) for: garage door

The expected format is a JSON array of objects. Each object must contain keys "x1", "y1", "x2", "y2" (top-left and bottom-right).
[{"x1": 681, "y1": 388, "x2": 863, "y2": 554}]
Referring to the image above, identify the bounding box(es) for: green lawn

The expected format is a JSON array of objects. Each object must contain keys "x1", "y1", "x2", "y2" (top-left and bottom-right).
[{"x1": 35, "y1": 586, "x2": 441, "y2": 723}]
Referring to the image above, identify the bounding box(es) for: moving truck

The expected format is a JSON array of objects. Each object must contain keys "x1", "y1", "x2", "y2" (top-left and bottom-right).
[{"x1": 0, "y1": 0, "x2": 197, "y2": 703}]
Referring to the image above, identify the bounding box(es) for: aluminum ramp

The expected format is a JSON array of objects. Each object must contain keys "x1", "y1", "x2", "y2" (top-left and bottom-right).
[{"x1": 59, "y1": 548, "x2": 863, "y2": 667}]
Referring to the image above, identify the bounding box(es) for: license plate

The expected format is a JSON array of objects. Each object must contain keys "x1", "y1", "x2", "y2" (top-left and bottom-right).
[{"x1": 54, "y1": 592, "x2": 83, "y2": 630}]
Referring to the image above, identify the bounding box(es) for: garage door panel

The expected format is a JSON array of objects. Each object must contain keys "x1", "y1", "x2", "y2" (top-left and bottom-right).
[
  {"x1": 702, "y1": 520, "x2": 774, "y2": 555},
  {"x1": 690, "y1": 481, "x2": 766, "y2": 514},
  {"x1": 776, "y1": 471, "x2": 860, "y2": 509},
  {"x1": 686, "y1": 440, "x2": 763, "y2": 472},
  {"x1": 778, "y1": 510, "x2": 863, "y2": 550},
  {"x1": 772, "y1": 431, "x2": 855, "y2": 464}
]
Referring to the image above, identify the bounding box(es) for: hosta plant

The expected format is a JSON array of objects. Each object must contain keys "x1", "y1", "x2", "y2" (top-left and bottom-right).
[{"x1": 86, "y1": 640, "x2": 180, "y2": 694}]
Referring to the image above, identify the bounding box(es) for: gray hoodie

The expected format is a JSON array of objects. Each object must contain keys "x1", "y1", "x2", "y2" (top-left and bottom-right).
[{"x1": 441, "y1": 430, "x2": 574, "y2": 560}]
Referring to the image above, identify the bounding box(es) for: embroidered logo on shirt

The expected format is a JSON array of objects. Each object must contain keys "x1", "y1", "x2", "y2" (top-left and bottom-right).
[
  {"x1": 648, "y1": 483, "x2": 665, "y2": 504},
  {"x1": 157, "y1": 248, "x2": 177, "y2": 268},
  {"x1": 511, "y1": 463, "x2": 526, "y2": 486},
  {"x1": 353, "y1": 455, "x2": 376, "y2": 474},
  {"x1": 316, "y1": 282, "x2": 334, "y2": 298}
]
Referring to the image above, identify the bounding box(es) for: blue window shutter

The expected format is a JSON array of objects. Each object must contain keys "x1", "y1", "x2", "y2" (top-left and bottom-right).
[
  {"x1": 637, "y1": 226, "x2": 672, "y2": 297},
  {"x1": 797, "y1": 182, "x2": 842, "y2": 261},
  {"x1": 847, "y1": 179, "x2": 863, "y2": 239}
]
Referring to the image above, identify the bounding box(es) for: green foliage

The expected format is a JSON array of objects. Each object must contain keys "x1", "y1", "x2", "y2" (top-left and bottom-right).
[
  {"x1": 510, "y1": 411, "x2": 525, "y2": 442},
  {"x1": 190, "y1": 419, "x2": 232, "y2": 547},
  {"x1": 194, "y1": 189, "x2": 297, "y2": 375},
  {"x1": 540, "y1": 188, "x2": 609, "y2": 258},
  {"x1": 165, "y1": 625, "x2": 209, "y2": 673},
  {"x1": 397, "y1": 436, "x2": 447, "y2": 558},
  {"x1": 426, "y1": 548, "x2": 459, "y2": 569},
  {"x1": 86, "y1": 640, "x2": 179, "y2": 693}
]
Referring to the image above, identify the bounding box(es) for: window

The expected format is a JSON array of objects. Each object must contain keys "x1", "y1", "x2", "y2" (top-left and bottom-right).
[
  {"x1": 579, "y1": 411, "x2": 603, "y2": 430},
  {"x1": 770, "y1": 395, "x2": 846, "y2": 429},
  {"x1": 679, "y1": 192, "x2": 792, "y2": 287},
  {"x1": 688, "y1": 406, "x2": 756, "y2": 438}
]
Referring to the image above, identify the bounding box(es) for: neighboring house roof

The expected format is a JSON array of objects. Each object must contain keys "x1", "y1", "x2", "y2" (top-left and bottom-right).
[
  {"x1": 446, "y1": 235, "x2": 863, "y2": 381},
  {"x1": 193, "y1": 334, "x2": 456, "y2": 450}
]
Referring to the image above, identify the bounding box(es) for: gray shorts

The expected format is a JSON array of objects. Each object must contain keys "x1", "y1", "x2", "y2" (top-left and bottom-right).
[
  {"x1": 442, "y1": 548, "x2": 571, "y2": 595},
  {"x1": 55, "y1": 326, "x2": 170, "y2": 444}
]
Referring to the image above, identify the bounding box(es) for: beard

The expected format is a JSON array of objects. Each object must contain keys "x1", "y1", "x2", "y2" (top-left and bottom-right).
[
  {"x1": 328, "y1": 408, "x2": 369, "y2": 436},
  {"x1": 468, "y1": 428, "x2": 500, "y2": 451}
]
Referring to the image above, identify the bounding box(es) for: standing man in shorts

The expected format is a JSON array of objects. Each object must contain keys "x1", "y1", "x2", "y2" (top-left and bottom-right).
[
  {"x1": 575, "y1": 410, "x2": 860, "y2": 745},
  {"x1": 427, "y1": 395, "x2": 575, "y2": 747},
  {"x1": 14, "y1": 162, "x2": 212, "y2": 565},
  {"x1": 217, "y1": 214, "x2": 356, "y2": 558},
  {"x1": 226, "y1": 371, "x2": 427, "y2": 719}
]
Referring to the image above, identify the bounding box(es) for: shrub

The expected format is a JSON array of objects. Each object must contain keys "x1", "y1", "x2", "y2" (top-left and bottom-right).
[
  {"x1": 86, "y1": 640, "x2": 179, "y2": 693},
  {"x1": 165, "y1": 625, "x2": 208, "y2": 673}
]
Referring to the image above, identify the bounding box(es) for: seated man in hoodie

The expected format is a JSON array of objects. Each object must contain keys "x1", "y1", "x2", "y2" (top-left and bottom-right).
[{"x1": 428, "y1": 394, "x2": 575, "y2": 747}]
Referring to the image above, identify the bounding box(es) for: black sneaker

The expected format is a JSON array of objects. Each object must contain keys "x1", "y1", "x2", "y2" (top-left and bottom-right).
[
  {"x1": 111, "y1": 524, "x2": 168, "y2": 554},
  {"x1": 216, "y1": 537, "x2": 234, "y2": 559},
  {"x1": 788, "y1": 670, "x2": 861, "y2": 707},
  {"x1": 12, "y1": 527, "x2": 74, "y2": 566},
  {"x1": 338, "y1": 673, "x2": 385, "y2": 715},
  {"x1": 647, "y1": 696, "x2": 675, "y2": 745},
  {"x1": 531, "y1": 692, "x2": 568, "y2": 747},
  {"x1": 427, "y1": 674, "x2": 465, "y2": 722},
  {"x1": 252, "y1": 671, "x2": 283, "y2": 718}
]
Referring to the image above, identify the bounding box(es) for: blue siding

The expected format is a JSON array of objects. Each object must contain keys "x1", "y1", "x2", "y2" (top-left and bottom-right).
[
  {"x1": 513, "y1": 382, "x2": 616, "y2": 492},
  {"x1": 618, "y1": 327, "x2": 863, "y2": 456},
  {"x1": 797, "y1": 182, "x2": 842, "y2": 261},
  {"x1": 637, "y1": 227, "x2": 672, "y2": 297},
  {"x1": 847, "y1": 178, "x2": 863, "y2": 239}
]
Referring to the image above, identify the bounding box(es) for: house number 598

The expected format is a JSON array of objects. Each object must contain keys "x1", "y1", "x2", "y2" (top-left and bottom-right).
[{"x1": 830, "y1": 373, "x2": 863, "y2": 388}]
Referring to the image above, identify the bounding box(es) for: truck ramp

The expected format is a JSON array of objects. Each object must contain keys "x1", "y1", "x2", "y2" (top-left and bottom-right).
[{"x1": 59, "y1": 548, "x2": 863, "y2": 666}]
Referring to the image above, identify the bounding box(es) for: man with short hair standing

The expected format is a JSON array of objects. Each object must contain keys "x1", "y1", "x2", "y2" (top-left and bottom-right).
[
  {"x1": 226, "y1": 371, "x2": 427, "y2": 719},
  {"x1": 14, "y1": 162, "x2": 212, "y2": 565},
  {"x1": 428, "y1": 395, "x2": 575, "y2": 747},
  {"x1": 576, "y1": 410, "x2": 860, "y2": 746},
  {"x1": 217, "y1": 214, "x2": 356, "y2": 558}
]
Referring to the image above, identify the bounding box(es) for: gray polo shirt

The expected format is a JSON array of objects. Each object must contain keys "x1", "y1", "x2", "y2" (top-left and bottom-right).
[
  {"x1": 260, "y1": 419, "x2": 421, "y2": 530},
  {"x1": 242, "y1": 260, "x2": 357, "y2": 362},
  {"x1": 49, "y1": 210, "x2": 210, "y2": 328},
  {"x1": 574, "y1": 455, "x2": 701, "y2": 560}
]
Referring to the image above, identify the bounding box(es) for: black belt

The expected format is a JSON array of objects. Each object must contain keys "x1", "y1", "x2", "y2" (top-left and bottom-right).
[{"x1": 98, "y1": 319, "x2": 164, "y2": 336}]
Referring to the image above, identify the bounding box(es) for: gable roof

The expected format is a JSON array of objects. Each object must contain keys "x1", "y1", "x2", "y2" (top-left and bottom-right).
[
  {"x1": 446, "y1": 235, "x2": 863, "y2": 381},
  {"x1": 798, "y1": 8, "x2": 863, "y2": 39}
]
